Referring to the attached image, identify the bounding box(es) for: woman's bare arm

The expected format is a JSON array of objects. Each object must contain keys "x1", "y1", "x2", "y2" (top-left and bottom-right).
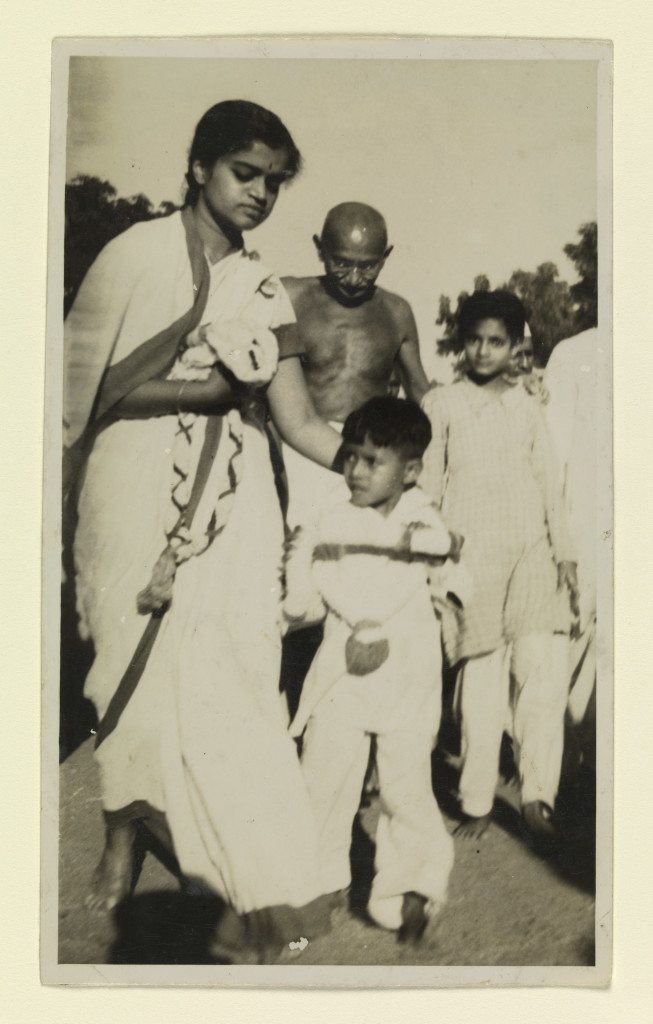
[
  {"x1": 112, "y1": 367, "x2": 237, "y2": 419},
  {"x1": 267, "y1": 356, "x2": 342, "y2": 469}
]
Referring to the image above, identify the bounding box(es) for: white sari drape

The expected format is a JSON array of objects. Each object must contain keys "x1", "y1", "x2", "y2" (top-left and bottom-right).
[{"x1": 68, "y1": 213, "x2": 324, "y2": 913}]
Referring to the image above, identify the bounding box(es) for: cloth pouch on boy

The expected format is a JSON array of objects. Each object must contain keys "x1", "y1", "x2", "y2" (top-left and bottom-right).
[
  {"x1": 287, "y1": 486, "x2": 459, "y2": 916},
  {"x1": 287, "y1": 485, "x2": 471, "y2": 732}
]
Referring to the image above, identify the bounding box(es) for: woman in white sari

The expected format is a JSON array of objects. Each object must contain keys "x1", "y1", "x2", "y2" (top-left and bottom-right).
[{"x1": 64, "y1": 101, "x2": 342, "y2": 960}]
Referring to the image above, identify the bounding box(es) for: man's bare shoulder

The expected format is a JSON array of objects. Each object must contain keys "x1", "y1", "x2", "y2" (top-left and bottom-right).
[
  {"x1": 375, "y1": 287, "x2": 416, "y2": 326},
  {"x1": 280, "y1": 275, "x2": 321, "y2": 305}
]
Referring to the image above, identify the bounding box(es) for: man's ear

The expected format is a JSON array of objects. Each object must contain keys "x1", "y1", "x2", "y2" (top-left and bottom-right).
[
  {"x1": 313, "y1": 234, "x2": 324, "y2": 261},
  {"x1": 383, "y1": 245, "x2": 394, "y2": 261},
  {"x1": 403, "y1": 458, "x2": 422, "y2": 486}
]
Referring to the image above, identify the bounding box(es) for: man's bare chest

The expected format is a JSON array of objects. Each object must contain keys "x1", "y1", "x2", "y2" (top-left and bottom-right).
[{"x1": 299, "y1": 306, "x2": 401, "y2": 371}]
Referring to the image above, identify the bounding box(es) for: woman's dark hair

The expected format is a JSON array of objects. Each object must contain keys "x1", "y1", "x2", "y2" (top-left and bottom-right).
[
  {"x1": 342, "y1": 396, "x2": 432, "y2": 460},
  {"x1": 184, "y1": 100, "x2": 302, "y2": 206},
  {"x1": 457, "y1": 290, "x2": 527, "y2": 348}
]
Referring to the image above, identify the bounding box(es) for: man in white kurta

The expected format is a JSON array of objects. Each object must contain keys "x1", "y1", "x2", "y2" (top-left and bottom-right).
[
  {"x1": 544, "y1": 328, "x2": 599, "y2": 757},
  {"x1": 286, "y1": 484, "x2": 461, "y2": 932}
]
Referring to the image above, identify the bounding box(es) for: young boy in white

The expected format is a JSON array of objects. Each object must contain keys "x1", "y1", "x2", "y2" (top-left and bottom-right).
[{"x1": 285, "y1": 397, "x2": 467, "y2": 942}]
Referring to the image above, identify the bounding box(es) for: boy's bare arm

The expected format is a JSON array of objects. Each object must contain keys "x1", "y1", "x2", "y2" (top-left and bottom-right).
[{"x1": 283, "y1": 526, "x2": 325, "y2": 624}]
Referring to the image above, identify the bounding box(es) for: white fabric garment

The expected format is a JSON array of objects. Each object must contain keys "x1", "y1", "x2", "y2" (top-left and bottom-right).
[
  {"x1": 288, "y1": 488, "x2": 456, "y2": 910},
  {"x1": 457, "y1": 634, "x2": 569, "y2": 817},
  {"x1": 544, "y1": 329, "x2": 597, "y2": 631},
  {"x1": 70, "y1": 214, "x2": 325, "y2": 913},
  {"x1": 545, "y1": 329, "x2": 598, "y2": 726},
  {"x1": 301, "y1": 678, "x2": 454, "y2": 914},
  {"x1": 64, "y1": 213, "x2": 285, "y2": 447},
  {"x1": 420, "y1": 380, "x2": 572, "y2": 665},
  {"x1": 288, "y1": 487, "x2": 465, "y2": 735}
]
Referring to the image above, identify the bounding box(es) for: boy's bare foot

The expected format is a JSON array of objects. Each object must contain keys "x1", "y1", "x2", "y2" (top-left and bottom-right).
[
  {"x1": 85, "y1": 822, "x2": 136, "y2": 913},
  {"x1": 522, "y1": 800, "x2": 557, "y2": 843},
  {"x1": 453, "y1": 812, "x2": 492, "y2": 840},
  {"x1": 398, "y1": 892, "x2": 428, "y2": 945}
]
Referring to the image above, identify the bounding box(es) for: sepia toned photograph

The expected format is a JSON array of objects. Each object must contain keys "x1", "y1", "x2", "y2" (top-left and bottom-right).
[{"x1": 43, "y1": 36, "x2": 612, "y2": 986}]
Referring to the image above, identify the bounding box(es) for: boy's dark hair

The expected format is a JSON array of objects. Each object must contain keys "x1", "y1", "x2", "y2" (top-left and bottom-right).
[
  {"x1": 342, "y1": 396, "x2": 432, "y2": 459},
  {"x1": 457, "y1": 289, "x2": 526, "y2": 347},
  {"x1": 185, "y1": 100, "x2": 302, "y2": 206}
]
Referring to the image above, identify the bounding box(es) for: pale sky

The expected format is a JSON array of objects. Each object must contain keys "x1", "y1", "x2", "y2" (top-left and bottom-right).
[{"x1": 67, "y1": 56, "x2": 597, "y2": 376}]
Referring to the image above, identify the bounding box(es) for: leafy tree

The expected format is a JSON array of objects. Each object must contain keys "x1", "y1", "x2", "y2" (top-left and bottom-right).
[
  {"x1": 435, "y1": 222, "x2": 598, "y2": 365},
  {"x1": 503, "y1": 262, "x2": 577, "y2": 362},
  {"x1": 64, "y1": 175, "x2": 179, "y2": 316},
  {"x1": 564, "y1": 221, "x2": 597, "y2": 332},
  {"x1": 435, "y1": 294, "x2": 459, "y2": 347},
  {"x1": 473, "y1": 274, "x2": 490, "y2": 293}
]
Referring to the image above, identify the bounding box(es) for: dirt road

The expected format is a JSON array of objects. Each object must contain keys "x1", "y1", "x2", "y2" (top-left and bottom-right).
[{"x1": 58, "y1": 738, "x2": 595, "y2": 967}]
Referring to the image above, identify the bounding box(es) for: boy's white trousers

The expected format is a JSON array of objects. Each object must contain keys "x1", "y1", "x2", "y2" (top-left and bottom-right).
[
  {"x1": 457, "y1": 632, "x2": 569, "y2": 817},
  {"x1": 300, "y1": 643, "x2": 454, "y2": 920}
]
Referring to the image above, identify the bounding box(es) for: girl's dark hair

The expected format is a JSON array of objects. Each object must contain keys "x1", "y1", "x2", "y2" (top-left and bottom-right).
[
  {"x1": 342, "y1": 396, "x2": 432, "y2": 460},
  {"x1": 184, "y1": 100, "x2": 301, "y2": 206},
  {"x1": 457, "y1": 290, "x2": 527, "y2": 347}
]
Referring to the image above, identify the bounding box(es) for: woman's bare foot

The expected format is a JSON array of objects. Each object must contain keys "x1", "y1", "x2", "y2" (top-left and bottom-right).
[
  {"x1": 453, "y1": 812, "x2": 492, "y2": 840},
  {"x1": 85, "y1": 822, "x2": 136, "y2": 913}
]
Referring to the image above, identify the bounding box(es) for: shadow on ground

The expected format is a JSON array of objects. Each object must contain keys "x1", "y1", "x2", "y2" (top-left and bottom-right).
[
  {"x1": 433, "y1": 683, "x2": 596, "y2": 903},
  {"x1": 60, "y1": 499, "x2": 97, "y2": 763},
  {"x1": 109, "y1": 892, "x2": 229, "y2": 964}
]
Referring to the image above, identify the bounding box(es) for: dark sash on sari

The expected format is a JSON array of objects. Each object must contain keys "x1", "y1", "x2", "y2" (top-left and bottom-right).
[
  {"x1": 93, "y1": 208, "x2": 210, "y2": 422},
  {"x1": 76, "y1": 211, "x2": 287, "y2": 748},
  {"x1": 94, "y1": 415, "x2": 223, "y2": 748},
  {"x1": 63, "y1": 207, "x2": 292, "y2": 753},
  {"x1": 87, "y1": 211, "x2": 219, "y2": 749},
  {"x1": 63, "y1": 207, "x2": 211, "y2": 501},
  {"x1": 62, "y1": 206, "x2": 217, "y2": 749}
]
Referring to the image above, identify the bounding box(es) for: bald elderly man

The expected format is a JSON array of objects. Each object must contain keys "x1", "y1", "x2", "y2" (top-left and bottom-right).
[{"x1": 281, "y1": 202, "x2": 430, "y2": 530}]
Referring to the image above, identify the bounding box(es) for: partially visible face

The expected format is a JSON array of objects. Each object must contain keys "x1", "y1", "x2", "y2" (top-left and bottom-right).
[
  {"x1": 319, "y1": 232, "x2": 390, "y2": 302},
  {"x1": 464, "y1": 317, "x2": 515, "y2": 379},
  {"x1": 194, "y1": 141, "x2": 291, "y2": 233},
  {"x1": 511, "y1": 336, "x2": 534, "y2": 376},
  {"x1": 343, "y1": 436, "x2": 418, "y2": 516}
]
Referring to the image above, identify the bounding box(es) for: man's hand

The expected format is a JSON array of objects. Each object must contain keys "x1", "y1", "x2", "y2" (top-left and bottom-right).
[{"x1": 557, "y1": 560, "x2": 580, "y2": 639}]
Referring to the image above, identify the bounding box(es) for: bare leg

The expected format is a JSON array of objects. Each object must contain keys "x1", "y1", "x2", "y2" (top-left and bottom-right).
[{"x1": 85, "y1": 819, "x2": 136, "y2": 913}]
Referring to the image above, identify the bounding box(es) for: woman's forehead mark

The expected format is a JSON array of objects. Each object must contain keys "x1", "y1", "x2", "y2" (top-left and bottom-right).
[{"x1": 235, "y1": 156, "x2": 287, "y2": 177}]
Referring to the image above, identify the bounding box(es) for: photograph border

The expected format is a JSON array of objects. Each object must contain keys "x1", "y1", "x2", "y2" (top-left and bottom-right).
[{"x1": 42, "y1": 33, "x2": 613, "y2": 989}]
